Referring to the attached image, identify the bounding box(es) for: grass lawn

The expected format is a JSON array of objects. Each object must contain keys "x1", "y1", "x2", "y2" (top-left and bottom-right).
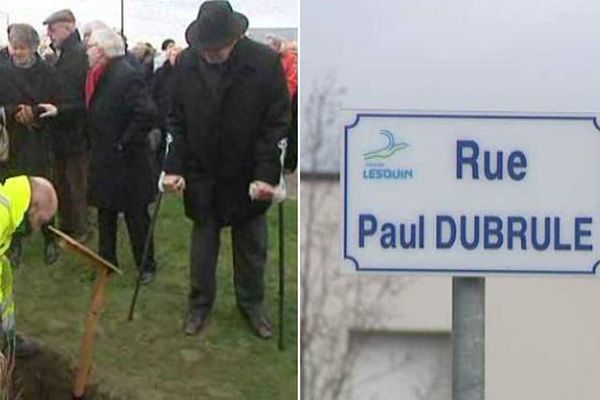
[{"x1": 12, "y1": 196, "x2": 298, "y2": 399}]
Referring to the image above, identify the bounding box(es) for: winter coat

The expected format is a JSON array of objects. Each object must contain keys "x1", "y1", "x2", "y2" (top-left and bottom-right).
[
  {"x1": 0, "y1": 48, "x2": 9, "y2": 67},
  {"x1": 0, "y1": 64, "x2": 14, "y2": 119},
  {"x1": 51, "y1": 30, "x2": 89, "y2": 158},
  {"x1": 152, "y1": 61, "x2": 176, "y2": 132},
  {"x1": 87, "y1": 56, "x2": 156, "y2": 211},
  {"x1": 0, "y1": 56, "x2": 59, "y2": 179},
  {"x1": 285, "y1": 92, "x2": 297, "y2": 173},
  {"x1": 165, "y1": 37, "x2": 290, "y2": 226}
]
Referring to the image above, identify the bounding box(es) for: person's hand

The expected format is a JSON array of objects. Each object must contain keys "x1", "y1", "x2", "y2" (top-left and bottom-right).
[
  {"x1": 162, "y1": 174, "x2": 186, "y2": 193},
  {"x1": 38, "y1": 103, "x2": 58, "y2": 118},
  {"x1": 15, "y1": 104, "x2": 35, "y2": 126},
  {"x1": 249, "y1": 180, "x2": 276, "y2": 201}
]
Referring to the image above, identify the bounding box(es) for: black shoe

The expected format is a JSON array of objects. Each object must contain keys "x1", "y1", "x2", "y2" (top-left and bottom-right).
[
  {"x1": 240, "y1": 308, "x2": 274, "y2": 339},
  {"x1": 9, "y1": 240, "x2": 22, "y2": 268},
  {"x1": 183, "y1": 312, "x2": 207, "y2": 336},
  {"x1": 140, "y1": 270, "x2": 155, "y2": 285},
  {"x1": 44, "y1": 240, "x2": 59, "y2": 265}
]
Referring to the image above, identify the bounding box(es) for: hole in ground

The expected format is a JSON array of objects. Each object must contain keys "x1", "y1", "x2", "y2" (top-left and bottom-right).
[{"x1": 13, "y1": 343, "x2": 122, "y2": 400}]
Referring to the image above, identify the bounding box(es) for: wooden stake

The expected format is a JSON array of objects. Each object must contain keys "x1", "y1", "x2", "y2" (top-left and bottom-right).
[
  {"x1": 73, "y1": 268, "x2": 110, "y2": 398},
  {"x1": 47, "y1": 226, "x2": 120, "y2": 399}
]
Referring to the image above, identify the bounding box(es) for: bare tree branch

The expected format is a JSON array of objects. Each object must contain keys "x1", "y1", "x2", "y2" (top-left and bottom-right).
[{"x1": 301, "y1": 74, "x2": 411, "y2": 400}]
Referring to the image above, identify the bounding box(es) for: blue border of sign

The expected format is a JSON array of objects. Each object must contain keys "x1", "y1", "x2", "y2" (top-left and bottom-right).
[{"x1": 343, "y1": 111, "x2": 600, "y2": 275}]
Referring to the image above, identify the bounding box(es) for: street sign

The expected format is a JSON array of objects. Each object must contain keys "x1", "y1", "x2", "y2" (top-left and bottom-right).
[{"x1": 342, "y1": 111, "x2": 600, "y2": 275}]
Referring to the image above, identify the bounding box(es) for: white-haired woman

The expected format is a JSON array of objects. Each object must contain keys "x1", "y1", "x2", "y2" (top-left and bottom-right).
[
  {"x1": 0, "y1": 23, "x2": 60, "y2": 266},
  {"x1": 85, "y1": 28, "x2": 158, "y2": 282},
  {"x1": 81, "y1": 20, "x2": 109, "y2": 47}
]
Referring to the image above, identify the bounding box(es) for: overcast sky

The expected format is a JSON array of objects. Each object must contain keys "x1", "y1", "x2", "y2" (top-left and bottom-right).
[
  {"x1": 301, "y1": 0, "x2": 600, "y2": 171},
  {"x1": 0, "y1": 0, "x2": 297, "y2": 47}
]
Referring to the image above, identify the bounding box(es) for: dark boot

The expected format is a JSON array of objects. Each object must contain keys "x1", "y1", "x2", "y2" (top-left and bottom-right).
[
  {"x1": 183, "y1": 311, "x2": 208, "y2": 336},
  {"x1": 43, "y1": 237, "x2": 59, "y2": 265},
  {"x1": 140, "y1": 259, "x2": 157, "y2": 285},
  {"x1": 140, "y1": 270, "x2": 155, "y2": 285},
  {"x1": 42, "y1": 224, "x2": 59, "y2": 265},
  {"x1": 239, "y1": 307, "x2": 274, "y2": 339}
]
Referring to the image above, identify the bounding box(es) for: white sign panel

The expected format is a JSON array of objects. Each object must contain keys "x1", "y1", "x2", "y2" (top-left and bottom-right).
[{"x1": 342, "y1": 111, "x2": 600, "y2": 275}]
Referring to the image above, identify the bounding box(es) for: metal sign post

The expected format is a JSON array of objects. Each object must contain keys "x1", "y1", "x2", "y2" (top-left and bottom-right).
[{"x1": 453, "y1": 277, "x2": 485, "y2": 400}]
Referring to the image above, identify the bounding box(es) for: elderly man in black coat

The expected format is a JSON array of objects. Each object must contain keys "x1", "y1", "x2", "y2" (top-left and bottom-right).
[
  {"x1": 38, "y1": 9, "x2": 91, "y2": 243},
  {"x1": 163, "y1": 1, "x2": 290, "y2": 339},
  {"x1": 1, "y1": 23, "x2": 61, "y2": 266},
  {"x1": 85, "y1": 28, "x2": 158, "y2": 282}
]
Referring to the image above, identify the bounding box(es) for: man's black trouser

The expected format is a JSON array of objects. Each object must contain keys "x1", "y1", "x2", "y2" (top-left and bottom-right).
[
  {"x1": 97, "y1": 207, "x2": 156, "y2": 272},
  {"x1": 55, "y1": 151, "x2": 90, "y2": 237},
  {"x1": 189, "y1": 211, "x2": 267, "y2": 316}
]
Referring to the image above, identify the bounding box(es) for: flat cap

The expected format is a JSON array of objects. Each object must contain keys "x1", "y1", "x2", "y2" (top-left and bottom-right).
[{"x1": 43, "y1": 9, "x2": 76, "y2": 25}]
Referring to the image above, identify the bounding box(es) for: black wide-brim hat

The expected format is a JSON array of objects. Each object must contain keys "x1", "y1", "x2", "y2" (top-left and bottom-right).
[{"x1": 185, "y1": 1, "x2": 249, "y2": 51}]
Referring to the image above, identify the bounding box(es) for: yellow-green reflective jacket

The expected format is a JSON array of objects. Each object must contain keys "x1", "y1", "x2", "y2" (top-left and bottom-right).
[{"x1": 0, "y1": 176, "x2": 31, "y2": 334}]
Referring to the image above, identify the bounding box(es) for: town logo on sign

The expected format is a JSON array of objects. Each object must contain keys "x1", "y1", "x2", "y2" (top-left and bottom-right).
[{"x1": 362, "y1": 130, "x2": 414, "y2": 180}]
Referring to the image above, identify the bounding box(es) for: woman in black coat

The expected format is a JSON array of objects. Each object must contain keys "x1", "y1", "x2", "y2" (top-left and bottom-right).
[
  {"x1": 0, "y1": 23, "x2": 60, "y2": 265},
  {"x1": 86, "y1": 28, "x2": 157, "y2": 283}
]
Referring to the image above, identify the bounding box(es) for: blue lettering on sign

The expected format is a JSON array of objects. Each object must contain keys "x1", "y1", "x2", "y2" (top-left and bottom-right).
[
  {"x1": 359, "y1": 214, "x2": 378, "y2": 247},
  {"x1": 358, "y1": 214, "x2": 594, "y2": 252},
  {"x1": 460, "y1": 215, "x2": 480, "y2": 249},
  {"x1": 483, "y1": 216, "x2": 503, "y2": 249},
  {"x1": 507, "y1": 216, "x2": 527, "y2": 250},
  {"x1": 456, "y1": 139, "x2": 527, "y2": 181},
  {"x1": 531, "y1": 217, "x2": 551, "y2": 250},
  {"x1": 575, "y1": 217, "x2": 593, "y2": 251},
  {"x1": 355, "y1": 139, "x2": 594, "y2": 255},
  {"x1": 554, "y1": 217, "x2": 572, "y2": 251},
  {"x1": 359, "y1": 214, "x2": 425, "y2": 249},
  {"x1": 436, "y1": 216, "x2": 456, "y2": 249},
  {"x1": 363, "y1": 168, "x2": 414, "y2": 180}
]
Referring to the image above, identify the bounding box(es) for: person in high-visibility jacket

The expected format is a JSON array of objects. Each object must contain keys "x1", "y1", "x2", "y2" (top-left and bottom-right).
[{"x1": 0, "y1": 175, "x2": 58, "y2": 351}]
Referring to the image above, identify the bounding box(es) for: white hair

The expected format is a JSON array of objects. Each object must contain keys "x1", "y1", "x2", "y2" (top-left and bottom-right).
[
  {"x1": 8, "y1": 23, "x2": 40, "y2": 49},
  {"x1": 89, "y1": 28, "x2": 125, "y2": 58},
  {"x1": 81, "y1": 20, "x2": 109, "y2": 37}
]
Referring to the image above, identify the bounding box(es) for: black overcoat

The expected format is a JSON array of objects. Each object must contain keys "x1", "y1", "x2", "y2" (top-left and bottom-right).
[
  {"x1": 152, "y1": 61, "x2": 176, "y2": 132},
  {"x1": 52, "y1": 30, "x2": 89, "y2": 158},
  {"x1": 165, "y1": 37, "x2": 290, "y2": 225},
  {"x1": 87, "y1": 56, "x2": 156, "y2": 211},
  {"x1": 0, "y1": 57, "x2": 59, "y2": 178}
]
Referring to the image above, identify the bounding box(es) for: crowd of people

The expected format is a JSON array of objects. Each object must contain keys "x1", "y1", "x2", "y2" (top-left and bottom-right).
[{"x1": 0, "y1": 0, "x2": 298, "y2": 350}]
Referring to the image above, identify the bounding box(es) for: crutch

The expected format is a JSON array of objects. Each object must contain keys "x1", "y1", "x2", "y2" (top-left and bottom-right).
[{"x1": 276, "y1": 139, "x2": 287, "y2": 351}]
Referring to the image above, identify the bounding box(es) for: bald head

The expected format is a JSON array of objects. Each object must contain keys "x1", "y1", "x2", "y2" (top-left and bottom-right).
[{"x1": 28, "y1": 177, "x2": 58, "y2": 231}]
